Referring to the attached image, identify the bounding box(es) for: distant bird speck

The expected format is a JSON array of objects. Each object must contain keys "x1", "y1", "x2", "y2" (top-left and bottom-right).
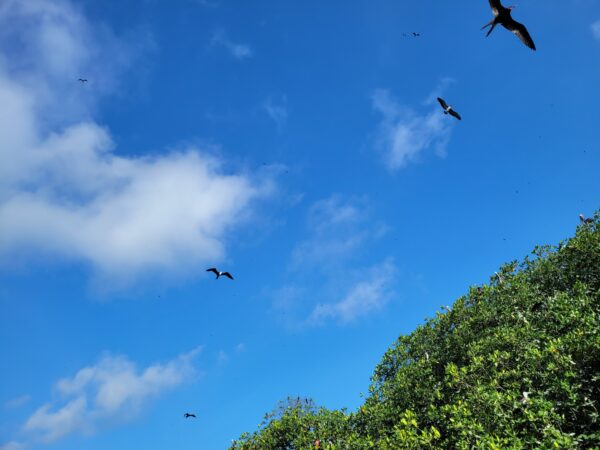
[
  {"x1": 78, "y1": 78, "x2": 88, "y2": 83},
  {"x1": 184, "y1": 413, "x2": 196, "y2": 418},
  {"x1": 206, "y1": 268, "x2": 234, "y2": 280},
  {"x1": 437, "y1": 97, "x2": 462, "y2": 120},
  {"x1": 482, "y1": 0, "x2": 536, "y2": 50},
  {"x1": 579, "y1": 214, "x2": 593, "y2": 224},
  {"x1": 412, "y1": 32, "x2": 421, "y2": 37}
]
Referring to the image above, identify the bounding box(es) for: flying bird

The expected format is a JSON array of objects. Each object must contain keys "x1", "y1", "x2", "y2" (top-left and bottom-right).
[
  {"x1": 482, "y1": 0, "x2": 536, "y2": 50},
  {"x1": 206, "y1": 268, "x2": 234, "y2": 280},
  {"x1": 579, "y1": 214, "x2": 593, "y2": 224},
  {"x1": 78, "y1": 78, "x2": 88, "y2": 83},
  {"x1": 412, "y1": 32, "x2": 421, "y2": 37},
  {"x1": 437, "y1": 97, "x2": 462, "y2": 120},
  {"x1": 184, "y1": 413, "x2": 196, "y2": 418}
]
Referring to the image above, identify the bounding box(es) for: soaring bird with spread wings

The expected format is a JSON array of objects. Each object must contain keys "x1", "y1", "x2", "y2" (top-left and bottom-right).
[
  {"x1": 184, "y1": 413, "x2": 196, "y2": 419},
  {"x1": 579, "y1": 214, "x2": 594, "y2": 224},
  {"x1": 482, "y1": 0, "x2": 536, "y2": 51},
  {"x1": 437, "y1": 97, "x2": 462, "y2": 121},
  {"x1": 206, "y1": 268, "x2": 234, "y2": 280}
]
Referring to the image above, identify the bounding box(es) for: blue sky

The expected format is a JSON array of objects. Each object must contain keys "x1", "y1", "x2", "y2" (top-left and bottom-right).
[{"x1": 1, "y1": 0, "x2": 599, "y2": 448}]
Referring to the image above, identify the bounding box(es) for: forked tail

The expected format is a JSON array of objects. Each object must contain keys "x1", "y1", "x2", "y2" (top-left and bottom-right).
[{"x1": 482, "y1": 20, "x2": 497, "y2": 36}]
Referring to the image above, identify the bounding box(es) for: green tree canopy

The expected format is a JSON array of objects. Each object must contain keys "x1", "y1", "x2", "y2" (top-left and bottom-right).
[{"x1": 231, "y1": 213, "x2": 600, "y2": 449}]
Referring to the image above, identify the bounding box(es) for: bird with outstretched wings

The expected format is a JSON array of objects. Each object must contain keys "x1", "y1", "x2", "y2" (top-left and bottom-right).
[
  {"x1": 437, "y1": 97, "x2": 462, "y2": 121},
  {"x1": 483, "y1": 0, "x2": 536, "y2": 50},
  {"x1": 206, "y1": 268, "x2": 234, "y2": 280}
]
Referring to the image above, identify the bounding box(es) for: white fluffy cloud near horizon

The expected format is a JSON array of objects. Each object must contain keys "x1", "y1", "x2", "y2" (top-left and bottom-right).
[
  {"x1": 371, "y1": 87, "x2": 454, "y2": 171},
  {"x1": 0, "y1": 0, "x2": 273, "y2": 283},
  {"x1": 19, "y1": 348, "x2": 201, "y2": 445}
]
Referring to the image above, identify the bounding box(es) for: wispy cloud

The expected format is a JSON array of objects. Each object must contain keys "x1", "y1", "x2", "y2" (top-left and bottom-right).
[
  {"x1": 309, "y1": 259, "x2": 395, "y2": 325},
  {"x1": 4, "y1": 395, "x2": 31, "y2": 410},
  {"x1": 0, "y1": 441, "x2": 25, "y2": 450},
  {"x1": 20, "y1": 348, "x2": 201, "y2": 444},
  {"x1": 0, "y1": 0, "x2": 273, "y2": 286},
  {"x1": 371, "y1": 87, "x2": 454, "y2": 171},
  {"x1": 290, "y1": 195, "x2": 385, "y2": 270},
  {"x1": 269, "y1": 195, "x2": 395, "y2": 328},
  {"x1": 262, "y1": 95, "x2": 288, "y2": 130},
  {"x1": 195, "y1": 0, "x2": 219, "y2": 6},
  {"x1": 210, "y1": 30, "x2": 253, "y2": 60},
  {"x1": 216, "y1": 350, "x2": 229, "y2": 365},
  {"x1": 235, "y1": 343, "x2": 246, "y2": 353},
  {"x1": 592, "y1": 20, "x2": 600, "y2": 40}
]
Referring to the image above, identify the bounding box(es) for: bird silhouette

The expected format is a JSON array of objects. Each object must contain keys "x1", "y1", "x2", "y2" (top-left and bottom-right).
[
  {"x1": 437, "y1": 97, "x2": 462, "y2": 120},
  {"x1": 482, "y1": 0, "x2": 536, "y2": 50},
  {"x1": 412, "y1": 32, "x2": 421, "y2": 37},
  {"x1": 206, "y1": 268, "x2": 234, "y2": 280},
  {"x1": 579, "y1": 214, "x2": 593, "y2": 224},
  {"x1": 78, "y1": 78, "x2": 88, "y2": 83},
  {"x1": 184, "y1": 413, "x2": 196, "y2": 418}
]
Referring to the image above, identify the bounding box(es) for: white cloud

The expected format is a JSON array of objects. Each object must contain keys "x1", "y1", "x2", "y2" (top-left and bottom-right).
[
  {"x1": 22, "y1": 348, "x2": 201, "y2": 443},
  {"x1": 4, "y1": 395, "x2": 31, "y2": 409},
  {"x1": 269, "y1": 195, "x2": 395, "y2": 328},
  {"x1": 217, "y1": 350, "x2": 229, "y2": 365},
  {"x1": 291, "y1": 195, "x2": 385, "y2": 270},
  {"x1": 235, "y1": 343, "x2": 246, "y2": 353},
  {"x1": 371, "y1": 88, "x2": 454, "y2": 171},
  {"x1": 0, "y1": 0, "x2": 272, "y2": 284},
  {"x1": 308, "y1": 259, "x2": 395, "y2": 325},
  {"x1": 262, "y1": 95, "x2": 288, "y2": 129},
  {"x1": 0, "y1": 441, "x2": 26, "y2": 450},
  {"x1": 210, "y1": 30, "x2": 253, "y2": 60},
  {"x1": 195, "y1": 0, "x2": 219, "y2": 6},
  {"x1": 0, "y1": 0, "x2": 148, "y2": 124},
  {"x1": 592, "y1": 20, "x2": 600, "y2": 40}
]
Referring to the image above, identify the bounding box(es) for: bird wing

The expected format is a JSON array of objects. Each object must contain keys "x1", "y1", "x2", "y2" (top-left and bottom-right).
[
  {"x1": 437, "y1": 97, "x2": 448, "y2": 110},
  {"x1": 206, "y1": 268, "x2": 219, "y2": 276},
  {"x1": 449, "y1": 109, "x2": 462, "y2": 121},
  {"x1": 503, "y1": 19, "x2": 536, "y2": 50},
  {"x1": 222, "y1": 272, "x2": 234, "y2": 280},
  {"x1": 488, "y1": 0, "x2": 501, "y2": 15}
]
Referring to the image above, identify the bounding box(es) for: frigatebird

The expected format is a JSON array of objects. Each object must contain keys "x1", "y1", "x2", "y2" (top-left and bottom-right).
[
  {"x1": 206, "y1": 268, "x2": 234, "y2": 280},
  {"x1": 482, "y1": 0, "x2": 536, "y2": 50},
  {"x1": 78, "y1": 78, "x2": 88, "y2": 83},
  {"x1": 184, "y1": 413, "x2": 196, "y2": 418},
  {"x1": 437, "y1": 97, "x2": 462, "y2": 121},
  {"x1": 579, "y1": 214, "x2": 594, "y2": 224}
]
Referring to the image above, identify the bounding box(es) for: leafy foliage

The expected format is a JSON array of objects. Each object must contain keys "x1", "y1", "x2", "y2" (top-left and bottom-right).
[{"x1": 231, "y1": 213, "x2": 600, "y2": 449}]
